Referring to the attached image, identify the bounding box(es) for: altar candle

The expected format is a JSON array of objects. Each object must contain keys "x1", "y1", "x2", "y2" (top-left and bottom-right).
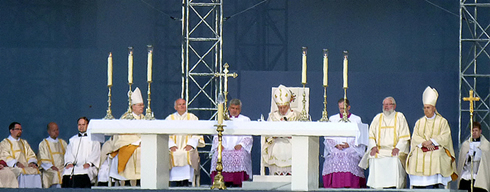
[
  {"x1": 323, "y1": 49, "x2": 328, "y2": 87},
  {"x1": 108, "y1": 52, "x2": 113, "y2": 87},
  {"x1": 218, "y1": 103, "x2": 223, "y2": 125},
  {"x1": 301, "y1": 47, "x2": 307, "y2": 84},
  {"x1": 128, "y1": 48, "x2": 133, "y2": 84},
  {"x1": 147, "y1": 46, "x2": 153, "y2": 82},
  {"x1": 343, "y1": 51, "x2": 348, "y2": 88}
]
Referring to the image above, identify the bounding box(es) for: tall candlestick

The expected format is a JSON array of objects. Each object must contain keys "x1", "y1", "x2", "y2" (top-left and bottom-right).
[
  {"x1": 323, "y1": 49, "x2": 328, "y2": 87},
  {"x1": 128, "y1": 47, "x2": 134, "y2": 84},
  {"x1": 302, "y1": 47, "x2": 307, "y2": 84},
  {"x1": 343, "y1": 51, "x2": 348, "y2": 88},
  {"x1": 108, "y1": 52, "x2": 113, "y2": 87},
  {"x1": 147, "y1": 45, "x2": 153, "y2": 82}
]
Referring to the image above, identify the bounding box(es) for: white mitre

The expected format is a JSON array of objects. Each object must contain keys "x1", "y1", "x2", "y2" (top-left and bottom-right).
[
  {"x1": 273, "y1": 84, "x2": 291, "y2": 106},
  {"x1": 130, "y1": 87, "x2": 144, "y2": 105},
  {"x1": 422, "y1": 86, "x2": 438, "y2": 106}
]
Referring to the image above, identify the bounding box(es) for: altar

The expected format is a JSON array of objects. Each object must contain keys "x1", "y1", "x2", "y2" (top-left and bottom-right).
[{"x1": 88, "y1": 119, "x2": 367, "y2": 191}]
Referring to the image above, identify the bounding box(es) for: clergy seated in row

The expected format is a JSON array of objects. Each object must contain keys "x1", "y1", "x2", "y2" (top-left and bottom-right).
[
  {"x1": 62, "y1": 117, "x2": 100, "y2": 188},
  {"x1": 0, "y1": 122, "x2": 42, "y2": 188},
  {"x1": 108, "y1": 87, "x2": 145, "y2": 186},
  {"x1": 262, "y1": 85, "x2": 299, "y2": 176},
  {"x1": 165, "y1": 98, "x2": 205, "y2": 187},
  {"x1": 322, "y1": 98, "x2": 366, "y2": 188},
  {"x1": 210, "y1": 99, "x2": 253, "y2": 187},
  {"x1": 38, "y1": 122, "x2": 67, "y2": 188},
  {"x1": 0, "y1": 159, "x2": 19, "y2": 188},
  {"x1": 359, "y1": 96, "x2": 410, "y2": 189},
  {"x1": 406, "y1": 86, "x2": 458, "y2": 188},
  {"x1": 457, "y1": 121, "x2": 490, "y2": 192}
]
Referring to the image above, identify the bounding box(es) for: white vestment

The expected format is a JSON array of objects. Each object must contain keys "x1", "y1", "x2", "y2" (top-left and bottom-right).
[
  {"x1": 0, "y1": 136, "x2": 42, "y2": 188},
  {"x1": 210, "y1": 115, "x2": 253, "y2": 177},
  {"x1": 359, "y1": 112, "x2": 410, "y2": 189},
  {"x1": 63, "y1": 134, "x2": 101, "y2": 183},
  {"x1": 457, "y1": 135, "x2": 490, "y2": 192},
  {"x1": 263, "y1": 109, "x2": 300, "y2": 175},
  {"x1": 165, "y1": 112, "x2": 205, "y2": 182},
  {"x1": 323, "y1": 113, "x2": 366, "y2": 177},
  {"x1": 38, "y1": 137, "x2": 67, "y2": 188},
  {"x1": 0, "y1": 165, "x2": 19, "y2": 188}
]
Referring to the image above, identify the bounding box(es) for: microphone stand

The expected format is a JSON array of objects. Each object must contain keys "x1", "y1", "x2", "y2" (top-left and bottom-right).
[{"x1": 70, "y1": 135, "x2": 83, "y2": 187}]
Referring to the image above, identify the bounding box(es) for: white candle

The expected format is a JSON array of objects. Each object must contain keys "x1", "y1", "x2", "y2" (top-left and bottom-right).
[
  {"x1": 323, "y1": 49, "x2": 328, "y2": 87},
  {"x1": 343, "y1": 51, "x2": 348, "y2": 88},
  {"x1": 108, "y1": 52, "x2": 113, "y2": 87},
  {"x1": 147, "y1": 49, "x2": 153, "y2": 82},
  {"x1": 218, "y1": 103, "x2": 223, "y2": 125},
  {"x1": 128, "y1": 49, "x2": 133, "y2": 84},
  {"x1": 301, "y1": 47, "x2": 307, "y2": 84}
]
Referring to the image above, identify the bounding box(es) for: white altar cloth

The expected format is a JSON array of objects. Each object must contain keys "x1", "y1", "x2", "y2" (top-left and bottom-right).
[{"x1": 88, "y1": 119, "x2": 366, "y2": 191}]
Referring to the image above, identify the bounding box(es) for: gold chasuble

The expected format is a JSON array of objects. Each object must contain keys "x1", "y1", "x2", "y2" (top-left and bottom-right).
[
  {"x1": 406, "y1": 114, "x2": 457, "y2": 180},
  {"x1": 38, "y1": 138, "x2": 67, "y2": 188},
  {"x1": 0, "y1": 138, "x2": 40, "y2": 176}
]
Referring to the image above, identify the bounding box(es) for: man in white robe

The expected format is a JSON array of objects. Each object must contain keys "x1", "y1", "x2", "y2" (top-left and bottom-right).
[
  {"x1": 323, "y1": 98, "x2": 366, "y2": 188},
  {"x1": 108, "y1": 87, "x2": 145, "y2": 185},
  {"x1": 210, "y1": 99, "x2": 253, "y2": 187},
  {"x1": 0, "y1": 122, "x2": 42, "y2": 188},
  {"x1": 165, "y1": 98, "x2": 205, "y2": 186},
  {"x1": 457, "y1": 121, "x2": 490, "y2": 192},
  {"x1": 406, "y1": 86, "x2": 457, "y2": 188},
  {"x1": 263, "y1": 85, "x2": 299, "y2": 175},
  {"x1": 0, "y1": 160, "x2": 19, "y2": 188},
  {"x1": 62, "y1": 117, "x2": 100, "y2": 188},
  {"x1": 38, "y1": 122, "x2": 67, "y2": 188},
  {"x1": 359, "y1": 97, "x2": 410, "y2": 189}
]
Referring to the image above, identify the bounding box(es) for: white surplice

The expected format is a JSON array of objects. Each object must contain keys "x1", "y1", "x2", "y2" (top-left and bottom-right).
[{"x1": 63, "y1": 134, "x2": 101, "y2": 183}]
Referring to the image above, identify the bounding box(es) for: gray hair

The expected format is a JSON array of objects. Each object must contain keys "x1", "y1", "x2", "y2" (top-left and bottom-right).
[
  {"x1": 229, "y1": 98, "x2": 242, "y2": 107},
  {"x1": 384, "y1": 96, "x2": 396, "y2": 105}
]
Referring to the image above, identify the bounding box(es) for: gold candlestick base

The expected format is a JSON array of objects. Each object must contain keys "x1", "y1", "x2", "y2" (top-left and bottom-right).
[
  {"x1": 211, "y1": 124, "x2": 226, "y2": 190},
  {"x1": 103, "y1": 86, "x2": 115, "y2": 120},
  {"x1": 144, "y1": 81, "x2": 156, "y2": 120},
  {"x1": 340, "y1": 87, "x2": 350, "y2": 122},
  {"x1": 298, "y1": 84, "x2": 311, "y2": 122},
  {"x1": 319, "y1": 86, "x2": 329, "y2": 122}
]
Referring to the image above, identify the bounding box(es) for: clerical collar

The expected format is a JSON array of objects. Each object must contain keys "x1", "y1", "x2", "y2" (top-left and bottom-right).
[
  {"x1": 426, "y1": 114, "x2": 436, "y2": 119},
  {"x1": 230, "y1": 114, "x2": 240, "y2": 118},
  {"x1": 46, "y1": 137, "x2": 58, "y2": 143},
  {"x1": 339, "y1": 113, "x2": 351, "y2": 119},
  {"x1": 472, "y1": 137, "x2": 481, "y2": 142},
  {"x1": 78, "y1": 132, "x2": 88, "y2": 137},
  {"x1": 8, "y1": 135, "x2": 20, "y2": 141}
]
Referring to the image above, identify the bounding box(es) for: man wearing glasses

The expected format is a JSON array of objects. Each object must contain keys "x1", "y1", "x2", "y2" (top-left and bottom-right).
[
  {"x1": 0, "y1": 122, "x2": 42, "y2": 188},
  {"x1": 359, "y1": 97, "x2": 411, "y2": 189}
]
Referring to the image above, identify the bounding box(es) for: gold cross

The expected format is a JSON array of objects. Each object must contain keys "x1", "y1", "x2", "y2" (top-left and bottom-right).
[
  {"x1": 214, "y1": 63, "x2": 237, "y2": 111},
  {"x1": 463, "y1": 90, "x2": 480, "y2": 114}
]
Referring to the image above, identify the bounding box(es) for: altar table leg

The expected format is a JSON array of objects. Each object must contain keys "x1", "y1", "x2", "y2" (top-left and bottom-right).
[
  {"x1": 291, "y1": 136, "x2": 319, "y2": 191},
  {"x1": 141, "y1": 134, "x2": 168, "y2": 189}
]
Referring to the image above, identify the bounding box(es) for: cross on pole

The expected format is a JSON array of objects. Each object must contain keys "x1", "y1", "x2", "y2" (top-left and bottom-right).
[
  {"x1": 214, "y1": 63, "x2": 237, "y2": 113},
  {"x1": 463, "y1": 89, "x2": 480, "y2": 192}
]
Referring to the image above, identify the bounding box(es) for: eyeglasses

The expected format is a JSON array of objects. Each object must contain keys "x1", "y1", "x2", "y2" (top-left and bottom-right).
[
  {"x1": 383, "y1": 103, "x2": 394, "y2": 106},
  {"x1": 13, "y1": 128, "x2": 22, "y2": 131}
]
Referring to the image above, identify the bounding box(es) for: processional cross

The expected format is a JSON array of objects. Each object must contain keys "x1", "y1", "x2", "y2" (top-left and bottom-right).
[
  {"x1": 462, "y1": 89, "x2": 480, "y2": 192},
  {"x1": 214, "y1": 63, "x2": 238, "y2": 114}
]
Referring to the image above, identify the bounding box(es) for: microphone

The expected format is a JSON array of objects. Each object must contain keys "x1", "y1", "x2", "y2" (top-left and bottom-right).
[
  {"x1": 283, "y1": 117, "x2": 288, "y2": 121},
  {"x1": 70, "y1": 136, "x2": 83, "y2": 180}
]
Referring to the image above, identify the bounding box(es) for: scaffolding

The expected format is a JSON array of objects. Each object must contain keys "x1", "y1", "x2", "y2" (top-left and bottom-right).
[
  {"x1": 459, "y1": 0, "x2": 490, "y2": 145},
  {"x1": 181, "y1": 0, "x2": 223, "y2": 120}
]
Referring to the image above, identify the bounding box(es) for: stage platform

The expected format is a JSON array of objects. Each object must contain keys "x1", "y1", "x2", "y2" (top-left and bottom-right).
[{"x1": 0, "y1": 186, "x2": 466, "y2": 192}]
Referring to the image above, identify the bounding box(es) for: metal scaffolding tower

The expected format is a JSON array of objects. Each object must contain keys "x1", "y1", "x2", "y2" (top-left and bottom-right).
[
  {"x1": 459, "y1": 0, "x2": 490, "y2": 145},
  {"x1": 182, "y1": 0, "x2": 223, "y2": 120}
]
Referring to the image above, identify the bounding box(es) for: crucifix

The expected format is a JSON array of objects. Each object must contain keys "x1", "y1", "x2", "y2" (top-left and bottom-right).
[
  {"x1": 462, "y1": 89, "x2": 480, "y2": 192},
  {"x1": 214, "y1": 63, "x2": 238, "y2": 115}
]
